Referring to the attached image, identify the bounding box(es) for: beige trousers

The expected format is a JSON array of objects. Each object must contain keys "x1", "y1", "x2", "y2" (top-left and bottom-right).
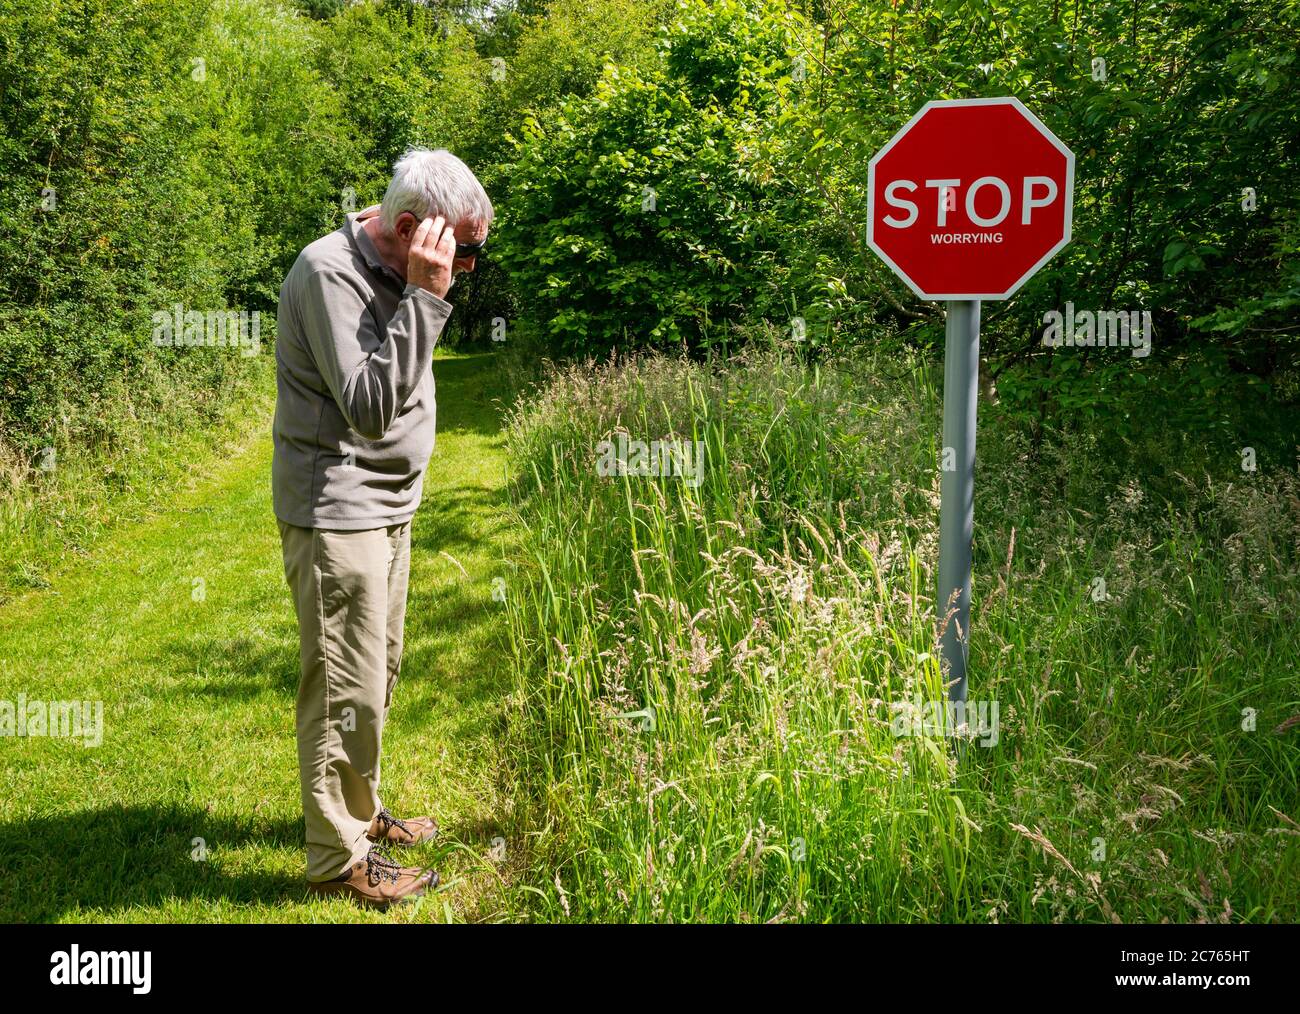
[{"x1": 277, "y1": 519, "x2": 411, "y2": 882}]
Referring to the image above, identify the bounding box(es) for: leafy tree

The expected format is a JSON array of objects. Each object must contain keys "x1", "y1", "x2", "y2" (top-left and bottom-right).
[
  {"x1": 494, "y1": 0, "x2": 816, "y2": 352},
  {"x1": 496, "y1": 0, "x2": 1299, "y2": 435}
]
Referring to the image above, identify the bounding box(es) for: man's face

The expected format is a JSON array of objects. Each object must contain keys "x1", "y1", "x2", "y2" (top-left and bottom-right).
[{"x1": 394, "y1": 212, "x2": 488, "y2": 278}]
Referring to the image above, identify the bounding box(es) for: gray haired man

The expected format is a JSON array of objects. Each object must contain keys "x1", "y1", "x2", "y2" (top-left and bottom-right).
[{"x1": 272, "y1": 148, "x2": 493, "y2": 907}]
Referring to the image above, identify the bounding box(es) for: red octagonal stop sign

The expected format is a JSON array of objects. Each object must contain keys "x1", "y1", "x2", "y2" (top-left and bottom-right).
[{"x1": 867, "y1": 97, "x2": 1074, "y2": 300}]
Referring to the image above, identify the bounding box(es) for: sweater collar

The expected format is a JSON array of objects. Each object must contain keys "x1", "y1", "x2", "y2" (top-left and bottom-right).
[{"x1": 347, "y1": 212, "x2": 406, "y2": 287}]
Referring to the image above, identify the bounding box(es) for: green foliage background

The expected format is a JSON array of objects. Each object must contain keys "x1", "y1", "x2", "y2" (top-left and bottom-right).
[
  {"x1": 1, "y1": 0, "x2": 1296, "y2": 495},
  {"x1": 494, "y1": 0, "x2": 1300, "y2": 439}
]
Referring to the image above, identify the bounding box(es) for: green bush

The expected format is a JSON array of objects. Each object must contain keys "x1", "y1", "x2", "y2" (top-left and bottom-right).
[
  {"x1": 494, "y1": 0, "x2": 816, "y2": 353},
  {"x1": 0, "y1": 0, "x2": 375, "y2": 460}
]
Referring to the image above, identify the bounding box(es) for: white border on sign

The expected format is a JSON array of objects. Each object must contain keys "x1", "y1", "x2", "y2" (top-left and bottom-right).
[{"x1": 865, "y1": 96, "x2": 1076, "y2": 302}]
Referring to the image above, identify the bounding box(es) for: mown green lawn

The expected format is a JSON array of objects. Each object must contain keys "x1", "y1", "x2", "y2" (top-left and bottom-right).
[{"x1": 0, "y1": 351, "x2": 523, "y2": 923}]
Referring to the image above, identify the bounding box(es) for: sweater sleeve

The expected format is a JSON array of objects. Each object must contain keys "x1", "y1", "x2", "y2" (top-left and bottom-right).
[{"x1": 298, "y1": 270, "x2": 451, "y2": 440}]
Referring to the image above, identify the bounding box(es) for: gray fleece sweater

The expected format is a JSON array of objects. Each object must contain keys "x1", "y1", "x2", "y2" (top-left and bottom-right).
[{"x1": 272, "y1": 213, "x2": 452, "y2": 530}]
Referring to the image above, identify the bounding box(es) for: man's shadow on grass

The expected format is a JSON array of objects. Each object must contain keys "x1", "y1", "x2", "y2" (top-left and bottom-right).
[{"x1": 0, "y1": 803, "x2": 304, "y2": 922}]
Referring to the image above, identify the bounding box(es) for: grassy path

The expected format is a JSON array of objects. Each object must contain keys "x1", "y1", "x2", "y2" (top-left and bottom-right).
[{"x1": 0, "y1": 350, "x2": 520, "y2": 923}]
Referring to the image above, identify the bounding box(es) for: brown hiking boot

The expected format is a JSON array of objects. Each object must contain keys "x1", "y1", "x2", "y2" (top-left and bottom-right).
[
  {"x1": 308, "y1": 845, "x2": 437, "y2": 909},
  {"x1": 366, "y1": 807, "x2": 439, "y2": 847}
]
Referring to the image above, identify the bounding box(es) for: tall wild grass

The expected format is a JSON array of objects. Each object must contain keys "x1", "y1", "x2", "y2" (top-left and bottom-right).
[{"x1": 501, "y1": 346, "x2": 1299, "y2": 922}]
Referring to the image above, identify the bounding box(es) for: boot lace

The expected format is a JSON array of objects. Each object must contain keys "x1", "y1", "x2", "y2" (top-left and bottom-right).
[
  {"x1": 364, "y1": 844, "x2": 403, "y2": 886},
  {"x1": 375, "y1": 807, "x2": 413, "y2": 839}
]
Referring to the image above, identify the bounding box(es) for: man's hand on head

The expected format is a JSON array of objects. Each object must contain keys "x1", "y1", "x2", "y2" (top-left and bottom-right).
[{"x1": 407, "y1": 215, "x2": 457, "y2": 301}]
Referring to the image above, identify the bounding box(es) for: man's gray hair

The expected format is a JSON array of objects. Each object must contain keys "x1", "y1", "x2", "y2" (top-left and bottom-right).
[{"x1": 379, "y1": 147, "x2": 494, "y2": 234}]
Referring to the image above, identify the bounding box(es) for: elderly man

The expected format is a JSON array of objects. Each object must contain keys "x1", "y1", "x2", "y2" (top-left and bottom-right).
[{"x1": 272, "y1": 148, "x2": 492, "y2": 907}]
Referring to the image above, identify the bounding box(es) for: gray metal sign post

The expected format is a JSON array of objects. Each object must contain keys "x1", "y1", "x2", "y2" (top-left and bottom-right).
[{"x1": 937, "y1": 299, "x2": 979, "y2": 709}]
